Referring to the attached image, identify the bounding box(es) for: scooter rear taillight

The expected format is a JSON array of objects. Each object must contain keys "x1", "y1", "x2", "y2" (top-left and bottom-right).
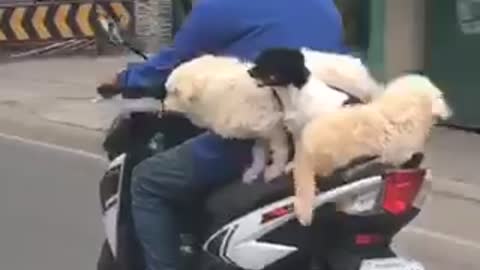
[
  {"x1": 381, "y1": 169, "x2": 427, "y2": 215},
  {"x1": 355, "y1": 233, "x2": 384, "y2": 246}
]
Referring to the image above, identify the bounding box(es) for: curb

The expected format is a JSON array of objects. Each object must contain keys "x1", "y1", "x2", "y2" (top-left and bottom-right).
[{"x1": 431, "y1": 178, "x2": 480, "y2": 203}]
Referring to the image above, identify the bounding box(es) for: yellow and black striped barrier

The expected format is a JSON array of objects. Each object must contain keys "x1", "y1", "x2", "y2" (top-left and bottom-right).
[{"x1": 0, "y1": 1, "x2": 133, "y2": 42}]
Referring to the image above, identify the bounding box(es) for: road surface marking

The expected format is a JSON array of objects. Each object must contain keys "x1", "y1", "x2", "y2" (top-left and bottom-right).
[{"x1": 0, "y1": 131, "x2": 107, "y2": 163}]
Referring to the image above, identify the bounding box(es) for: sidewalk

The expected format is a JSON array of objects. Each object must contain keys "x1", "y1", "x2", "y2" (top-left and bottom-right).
[
  {"x1": 0, "y1": 56, "x2": 132, "y2": 131},
  {"x1": 1, "y1": 56, "x2": 479, "y2": 199}
]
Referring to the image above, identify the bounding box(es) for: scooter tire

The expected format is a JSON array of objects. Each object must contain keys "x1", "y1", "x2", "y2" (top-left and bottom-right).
[{"x1": 97, "y1": 239, "x2": 116, "y2": 270}]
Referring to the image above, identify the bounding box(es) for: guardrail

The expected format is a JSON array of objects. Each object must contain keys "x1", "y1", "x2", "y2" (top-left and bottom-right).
[{"x1": 0, "y1": 0, "x2": 133, "y2": 43}]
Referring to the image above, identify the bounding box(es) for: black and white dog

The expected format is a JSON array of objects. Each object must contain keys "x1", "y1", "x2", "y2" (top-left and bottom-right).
[{"x1": 248, "y1": 48, "x2": 365, "y2": 146}]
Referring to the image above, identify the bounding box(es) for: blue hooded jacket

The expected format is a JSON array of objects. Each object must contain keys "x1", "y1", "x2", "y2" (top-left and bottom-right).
[{"x1": 118, "y1": 0, "x2": 348, "y2": 184}]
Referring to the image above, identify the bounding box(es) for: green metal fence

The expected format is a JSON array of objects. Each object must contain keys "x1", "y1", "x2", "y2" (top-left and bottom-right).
[{"x1": 425, "y1": 0, "x2": 480, "y2": 128}]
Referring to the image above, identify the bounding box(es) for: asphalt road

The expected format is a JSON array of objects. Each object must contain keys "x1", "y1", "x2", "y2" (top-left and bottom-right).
[
  {"x1": 0, "y1": 134, "x2": 106, "y2": 270},
  {"x1": 0, "y1": 132, "x2": 479, "y2": 270}
]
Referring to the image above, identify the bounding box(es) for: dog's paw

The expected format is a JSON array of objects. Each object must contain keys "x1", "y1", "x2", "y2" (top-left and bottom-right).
[
  {"x1": 284, "y1": 162, "x2": 294, "y2": 173},
  {"x1": 294, "y1": 198, "x2": 314, "y2": 226},
  {"x1": 242, "y1": 167, "x2": 261, "y2": 184},
  {"x1": 264, "y1": 165, "x2": 282, "y2": 182}
]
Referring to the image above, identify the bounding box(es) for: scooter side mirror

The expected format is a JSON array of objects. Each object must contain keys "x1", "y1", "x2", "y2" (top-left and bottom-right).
[
  {"x1": 97, "y1": 15, "x2": 149, "y2": 60},
  {"x1": 98, "y1": 16, "x2": 125, "y2": 46}
]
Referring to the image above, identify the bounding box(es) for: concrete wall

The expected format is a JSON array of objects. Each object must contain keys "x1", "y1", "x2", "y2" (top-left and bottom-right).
[
  {"x1": 384, "y1": 0, "x2": 426, "y2": 79},
  {"x1": 135, "y1": 0, "x2": 173, "y2": 52}
]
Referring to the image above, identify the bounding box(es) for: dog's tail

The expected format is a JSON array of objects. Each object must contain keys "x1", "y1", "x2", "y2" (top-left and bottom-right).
[{"x1": 292, "y1": 144, "x2": 317, "y2": 226}]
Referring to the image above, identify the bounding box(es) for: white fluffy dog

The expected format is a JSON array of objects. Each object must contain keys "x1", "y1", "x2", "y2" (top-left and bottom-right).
[{"x1": 292, "y1": 74, "x2": 452, "y2": 226}]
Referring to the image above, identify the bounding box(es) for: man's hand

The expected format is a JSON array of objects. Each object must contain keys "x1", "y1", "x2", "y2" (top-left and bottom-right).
[{"x1": 97, "y1": 71, "x2": 123, "y2": 99}]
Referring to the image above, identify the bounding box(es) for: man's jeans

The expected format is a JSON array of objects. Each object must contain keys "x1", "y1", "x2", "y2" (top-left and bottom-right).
[{"x1": 131, "y1": 136, "x2": 230, "y2": 270}]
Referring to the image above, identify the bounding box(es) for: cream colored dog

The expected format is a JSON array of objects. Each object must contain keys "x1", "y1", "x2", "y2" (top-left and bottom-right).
[
  {"x1": 292, "y1": 74, "x2": 452, "y2": 226},
  {"x1": 164, "y1": 54, "x2": 289, "y2": 182}
]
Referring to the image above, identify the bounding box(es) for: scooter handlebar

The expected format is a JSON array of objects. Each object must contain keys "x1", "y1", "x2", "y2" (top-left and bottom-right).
[
  {"x1": 92, "y1": 95, "x2": 161, "y2": 113},
  {"x1": 96, "y1": 83, "x2": 122, "y2": 99},
  {"x1": 94, "y1": 84, "x2": 162, "y2": 114}
]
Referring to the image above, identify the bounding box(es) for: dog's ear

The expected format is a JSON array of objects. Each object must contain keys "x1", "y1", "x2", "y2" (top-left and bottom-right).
[{"x1": 433, "y1": 95, "x2": 452, "y2": 120}]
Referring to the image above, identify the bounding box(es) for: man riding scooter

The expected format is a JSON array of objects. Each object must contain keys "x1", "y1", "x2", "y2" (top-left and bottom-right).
[{"x1": 98, "y1": 0, "x2": 351, "y2": 269}]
